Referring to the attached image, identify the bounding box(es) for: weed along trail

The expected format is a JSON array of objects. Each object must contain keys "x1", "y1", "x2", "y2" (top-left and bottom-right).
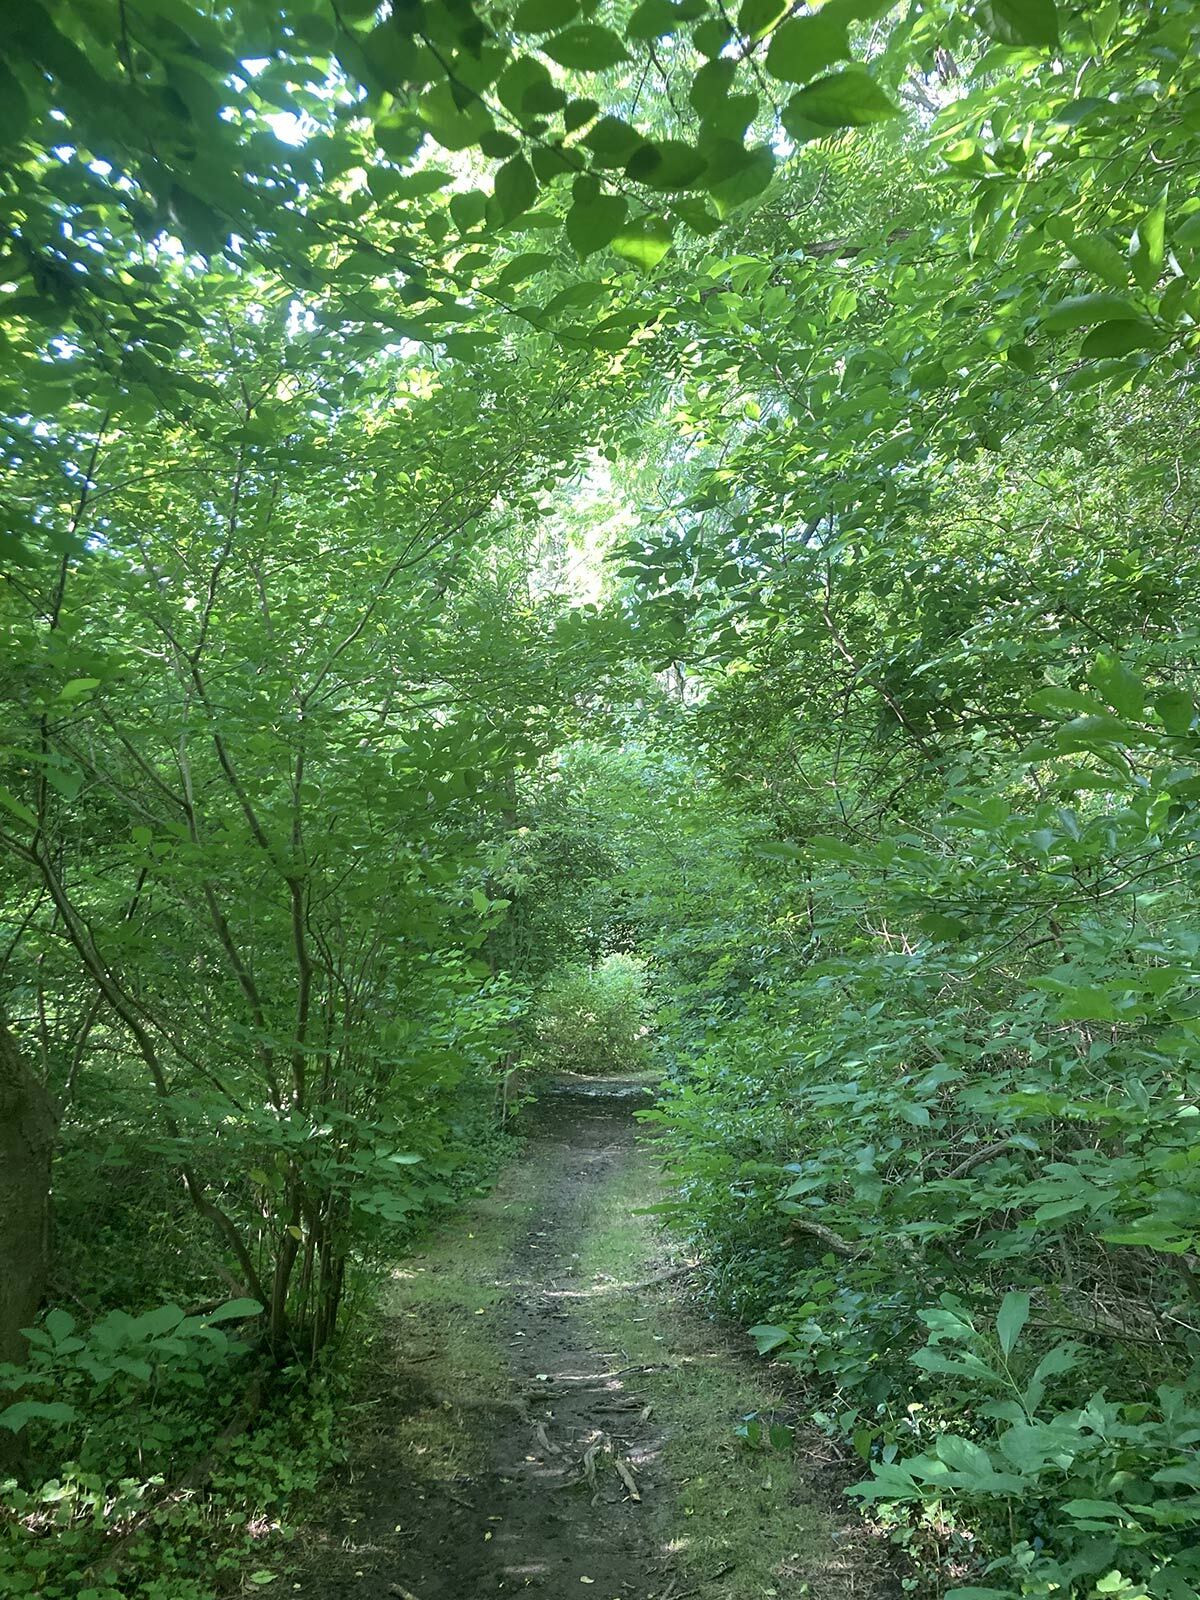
[{"x1": 301, "y1": 1079, "x2": 880, "y2": 1600}]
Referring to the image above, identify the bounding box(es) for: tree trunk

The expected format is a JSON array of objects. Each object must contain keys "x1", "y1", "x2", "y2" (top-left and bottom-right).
[{"x1": 0, "y1": 1017, "x2": 57, "y2": 1365}]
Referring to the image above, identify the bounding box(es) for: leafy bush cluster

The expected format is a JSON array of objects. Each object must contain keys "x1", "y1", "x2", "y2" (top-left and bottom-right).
[
  {"x1": 636, "y1": 653, "x2": 1200, "y2": 1599},
  {"x1": 529, "y1": 953, "x2": 654, "y2": 1076}
]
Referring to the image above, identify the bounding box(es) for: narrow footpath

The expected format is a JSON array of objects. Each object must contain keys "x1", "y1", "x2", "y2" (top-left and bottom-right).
[{"x1": 299, "y1": 1080, "x2": 890, "y2": 1600}]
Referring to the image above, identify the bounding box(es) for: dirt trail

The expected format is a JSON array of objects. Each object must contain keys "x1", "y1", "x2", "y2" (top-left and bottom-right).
[{"x1": 300, "y1": 1080, "x2": 887, "y2": 1599}]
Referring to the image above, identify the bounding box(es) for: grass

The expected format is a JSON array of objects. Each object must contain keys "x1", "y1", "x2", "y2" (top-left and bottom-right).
[
  {"x1": 573, "y1": 1146, "x2": 830, "y2": 1600},
  {"x1": 368, "y1": 1157, "x2": 541, "y2": 1476}
]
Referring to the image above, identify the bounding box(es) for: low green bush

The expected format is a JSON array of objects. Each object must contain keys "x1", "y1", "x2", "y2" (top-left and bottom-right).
[{"x1": 528, "y1": 954, "x2": 653, "y2": 1076}]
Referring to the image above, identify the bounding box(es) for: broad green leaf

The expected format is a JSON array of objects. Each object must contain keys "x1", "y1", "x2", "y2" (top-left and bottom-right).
[
  {"x1": 512, "y1": 0, "x2": 580, "y2": 32},
  {"x1": 1079, "y1": 319, "x2": 1158, "y2": 358},
  {"x1": 626, "y1": 139, "x2": 708, "y2": 192},
  {"x1": 541, "y1": 25, "x2": 629, "y2": 71},
  {"x1": 936, "y1": 1433, "x2": 994, "y2": 1476},
  {"x1": 1041, "y1": 293, "x2": 1142, "y2": 331},
  {"x1": 627, "y1": 0, "x2": 696, "y2": 39},
  {"x1": 133, "y1": 1303, "x2": 186, "y2": 1337},
  {"x1": 782, "y1": 69, "x2": 898, "y2": 134},
  {"x1": 582, "y1": 115, "x2": 643, "y2": 167},
  {"x1": 764, "y1": 14, "x2": 851, "y2": 84},
  {"x1": 1100, "y1": 1227, "x2": 1195, "y2": 1254},
  {"x1": 44, "y1": 1307, "x2": 76, "y2": 1342},
  {"x1": 0, "y1": 786, "x2": 36, "y2": 827},
  {"x1": 58, "y1": 677, "x2": 100, "y2": 700},
  {"x1": 1067, "y1": 231, "x2": 1130, "y2": 291},
  {"x1": 705, "y1": 142, "x2": 775, "y2": 214},
  {"x1": 995, "y1": 1291, "x2": 1029, "y2": 1358},
  {"x1": 204, "y1": 1298, "x2": 264, "y2": 1324},
  {"x1": 566, "y1": 193, "x2": 628, "y2": 257},
  {"x1": 748, "y1": 1323, "x2": 791, "y2": 1354},
  {"x1": 494, "y1": 155, "x2": 538, "y2": 222},
  {"x1": 419, "y1": 83, "x2": 493, "y2": 151},
  {"x1": 450, "y1": 190, "x2": 488, "y2": 233},
  {"x1": 1090, "y1": 654, "x2": 1145, "y2": 719},
  {"x1": 0, "y1": 1400, "x2": 77, "y2": 1433},
  {"x1": 736, "y1": 0, "x2": 789, "y2": 41},
  {"x1": 496, "y1": 56, "x2": 565, "y2": 118},
  {"x1": 976, "y1": 0, "x2": 1059, "y2": 49},
  {"x1": 611, "y1": 214, "x2": 673, "y2": 270},
  {"x1": 1130, "y1": 188, "x2": 1167, "y2": 292},
  {"x1": 692, "y1": 17, "x2": 732, "y2": 57},
  {"x1": 1156, "y1": 688, "x2": 1195, "y2": 734}
]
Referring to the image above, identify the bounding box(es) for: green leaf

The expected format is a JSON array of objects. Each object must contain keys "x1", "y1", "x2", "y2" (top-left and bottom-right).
[
  {"x1": 0, "y1": 1400, "x2": 77, "y2": 1433},
  {"x1": 1041, "y1": 293, "x2": 1142, "y2": 332},
  {"x1": 1130, "y1": 188, "x2": 1167, "y2": 292},
  {"x1": 133, "y1": 1303, "x2": 185, "y2": 1337},
  {"x1": 705, "y1": 142, "x2": 775, "y2": 214},
  {"x1": 736, "y1": 0, "x2": 789, "y2": 41},
  {"x1": 512, "y1": 0, "x2": 580, "y2": 32},
  {"x1": 1089, "y1": 654, "x2": 1145, "y2": 719},
  {"x1": 748, "y1": 1323, "x2": 791, "y2": 1354},
  {"x1": 494, "y1": 155, "x2": 538, "y2": 223},
  {"x1": 582, "y1": 115, "x2": 643, "y2": 168},
  {"x1": 566, "y1": 193, "x2": 628, "y2": 257},
  {"x1": 1156, "y1": 688, "x2": 1195, "y2": 734},
  {"x1": 418, "y1": 83, "x2": 493, "y2": 151},
  {"x1": 976, "y1": 0, "x2": 1059, "y2": 49},
  {"x1": 692, "y1": 17, "x2": 732, "y2": 57},
  {"x1": 204, "y1": 1298, "x2": 264, "y2": 1324},
  {"x1": 496, "y1": 56, "x2": 565, "y2": 119},
  {"x1": 0, "y1": 786, "x2": 36, "y2": 827},
  {"x1": 1079, "y1": 319, "x2": 1158, "y2": 358},
  {"x1": 995, "y1": 1290, "x2": 1029, "y2": 1358},
  {"x1": 1100, "y1": 1227, "x2": 1195, "y2": 1254},
  {"x1": 541, "y1": 25, "x2": 629, "y2": 70},
  {"x1": 450, "y1": 190, "x2": 488, "y2": 233},
  {"x1": 58, "y1": 677, "x2": 100, "y2": 701},
  {"x1": 936, "y1": 1433, "x2": 994, "y2": 1477},
  {"x1": 611, "y1": 215, "x2": 673, "y2": 271},
  {"x1": 626, "y1": 139, "x2": 708, "y2": 192},
  {"x1": 560, "y1": 97, "x2": 597, "y2": 133},
  {"x1": 44, "y1": 1307, "x2": 76, "y2": 1342},
  {"x1": 781, "y1": 69, "x2": 898, "y2": 134},
  {"x1": 1067, "y1": 231, "x2": 1130, "y2": 291},
  {"x1": 764, "y1": 14, "x2": 851, "y2": 84},
  {"x1": 627, "y1": 0, "x2": 693, "y2": 39}
]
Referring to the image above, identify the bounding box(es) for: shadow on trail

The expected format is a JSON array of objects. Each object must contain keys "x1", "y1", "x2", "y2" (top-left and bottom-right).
[
  {"x1": 301, "y1": 1077, "x2": 677, "y2": 1599},
  {"x1": 296, "y1": 1077, "x2": 895, "y2": 1600}
]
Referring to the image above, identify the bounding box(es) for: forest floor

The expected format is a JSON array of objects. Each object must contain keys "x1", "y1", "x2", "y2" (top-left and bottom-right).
[{"x1": 294, "y1": 1078, "x2": 893, "y2": 1600}]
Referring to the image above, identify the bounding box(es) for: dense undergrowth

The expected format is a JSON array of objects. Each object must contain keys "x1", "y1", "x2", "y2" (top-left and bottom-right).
[{"x1": 1, "y1": 1109, "x2": 513, "y2": 1600}]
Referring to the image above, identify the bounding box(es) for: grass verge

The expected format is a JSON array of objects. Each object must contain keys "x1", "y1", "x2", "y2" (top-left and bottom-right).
[{"x1": 573, "y1": 1146, "x2": 832, "y2": 1600}]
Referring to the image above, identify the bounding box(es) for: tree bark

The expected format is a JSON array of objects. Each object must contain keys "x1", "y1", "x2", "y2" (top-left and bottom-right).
[{"x1": 0, "y1": 1016, "x2": 58, "y2": 1365}]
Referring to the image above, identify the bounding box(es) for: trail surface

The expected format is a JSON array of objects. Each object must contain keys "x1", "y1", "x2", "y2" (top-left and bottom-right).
[{"x1": 301, "y1": 1080, "x2": 889, "y2": 1599}]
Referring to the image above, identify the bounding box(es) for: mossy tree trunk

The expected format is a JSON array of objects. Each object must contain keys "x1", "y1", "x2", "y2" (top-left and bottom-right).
[{"x1": 0, "y1": 1016, "x2": 57, "y2": 1365}]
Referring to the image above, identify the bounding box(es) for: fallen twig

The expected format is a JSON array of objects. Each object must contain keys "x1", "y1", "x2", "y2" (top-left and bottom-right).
[
  {"x1": 534, "y1": 1420, "x2": 560, "y2": 1455},
  {"x1": 614, "y1": 1457, "x2": 641, "y2": 1501}
]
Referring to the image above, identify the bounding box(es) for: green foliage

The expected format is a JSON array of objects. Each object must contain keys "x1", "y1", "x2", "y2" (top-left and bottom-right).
[
  {"x1": 529, "y1": 954, "x2": 653, "y2": 1076},
  {"x1": 4, "y1": 0, "x2": 1200, "y2": 1592}
]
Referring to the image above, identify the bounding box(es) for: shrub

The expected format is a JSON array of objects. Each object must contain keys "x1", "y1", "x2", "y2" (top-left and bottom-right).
[{"x1": 528, "y1": 955, "x2": 653, "y2": 1076}]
